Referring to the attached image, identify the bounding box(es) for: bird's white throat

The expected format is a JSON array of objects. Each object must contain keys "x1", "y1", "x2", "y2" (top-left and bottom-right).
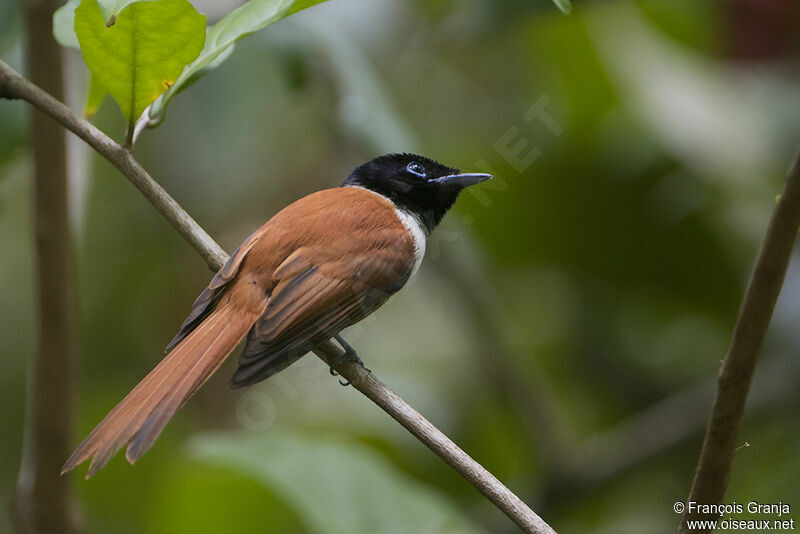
[{"x1": 393, "y1": 208, "x2": 427, "y2": 278}]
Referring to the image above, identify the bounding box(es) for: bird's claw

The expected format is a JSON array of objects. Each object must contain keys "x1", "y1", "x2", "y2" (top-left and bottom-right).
[
  {"x1": 327, "y1": 335, "x2": 365, "y2": 387},
  {"x1": 329, "y1": 365, "x2": 348, "y2": 385}
]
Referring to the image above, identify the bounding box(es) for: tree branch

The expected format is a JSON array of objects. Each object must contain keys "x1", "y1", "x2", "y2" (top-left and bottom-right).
[
  {"x1": 431, "y1": 254, "x2": 575, "y2": 486},
  {"x1": 678, "y1": 146, "x2": 800, "y2": 533},
  {"x1": 10, "y1": 3, "x2": 81, "y2": 532},
  {"x1": 0, "y1": 58, "x2": 556, "y2": 534},
  {"x1": 312, "y1": 343, "x2": 555, "y2": 534},
  {"x1": 0, "y1": 60, "x2": 226, "y2": 273}
]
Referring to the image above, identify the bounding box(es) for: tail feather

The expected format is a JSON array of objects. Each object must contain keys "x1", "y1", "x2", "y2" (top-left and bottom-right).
[
  {"x1": 84, "y1": 317, "x2": 219, "y2": 475},
  {"x1": 126, "y1": 318, "x2": 234, "y2": 462},
  {"x1": 62, "y1": 305, "x2": 255, "y2": 478}
]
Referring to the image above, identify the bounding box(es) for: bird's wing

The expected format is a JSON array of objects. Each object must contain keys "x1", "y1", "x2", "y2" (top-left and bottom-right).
[
  {"x1": 231, "y1": 243, "x2": 414, "y2": 387},
  {"x1": 164, "y1": 229, "x2": 262, "y2": 352}
]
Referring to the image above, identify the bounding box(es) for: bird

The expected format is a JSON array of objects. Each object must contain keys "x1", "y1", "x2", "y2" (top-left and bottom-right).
[{"x1": 61, "y1": 153, "x2": 492, "y2": 478}]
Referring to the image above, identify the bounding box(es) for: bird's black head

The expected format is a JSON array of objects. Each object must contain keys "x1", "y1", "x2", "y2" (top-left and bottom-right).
[{"x1": 341, "y1": 153, "x2": 492, "y2": 233}]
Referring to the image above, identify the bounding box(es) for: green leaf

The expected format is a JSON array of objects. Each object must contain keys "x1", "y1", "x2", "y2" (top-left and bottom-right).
[
  {"x1": 149, "y1": 0, "x2": 328, "y2": 120},
  {"x1": 96, "y1": 0, "x2": 158, "y2": 24},
  {"x1": 189, "y1": 429, "x2": 485, "y2": 534},
  {"x1": 74, "y1": 0, "x2": 206, "y2": 127},
  {"x1": 84, "y1": 72, "x2": 107, "y2": 118},
  {"x1": 53, "y1": 0, "x2": 159, "y2": 48},
  {"x1": 552, "y1": 0, "x2": 572, "y2": 15},
  {"x1": 286, "y1": 0, "x2": 327, "y2": 16}
]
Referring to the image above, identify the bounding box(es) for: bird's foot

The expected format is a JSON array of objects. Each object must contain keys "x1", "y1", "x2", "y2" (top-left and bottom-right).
[{"x1": 329, "y1": 335, "x2": 367, "y2": 386}]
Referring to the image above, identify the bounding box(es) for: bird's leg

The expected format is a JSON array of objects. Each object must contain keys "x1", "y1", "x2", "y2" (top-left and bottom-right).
[
  {"x1": 328, "y1": 335, "x2": 366, "y2": 386},
  {"x1": 334, "y1": 335, "x2": 364, "y2": 365}
]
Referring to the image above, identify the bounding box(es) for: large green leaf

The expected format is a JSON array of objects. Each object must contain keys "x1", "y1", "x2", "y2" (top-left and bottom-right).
[
  {"x1": 148, "y1": 0, "x2": 328, "y2": 120},
  {"x1": 73, "y1": 0, "x2": 206, "y2": 127},
  {"x1": 189, "y1": 429, "x2": 485, "y2": 534},
  {"x1": 96, "y1": 0, "x2": 158, "y2": 24},
  {"x1": 53, "y1": 0, "x2": 158, "y2": 47}
]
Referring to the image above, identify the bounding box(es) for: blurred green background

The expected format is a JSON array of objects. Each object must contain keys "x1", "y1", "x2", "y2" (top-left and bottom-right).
[{"x1": 2, "y1": 0, "x2": 800, "y2": 532}]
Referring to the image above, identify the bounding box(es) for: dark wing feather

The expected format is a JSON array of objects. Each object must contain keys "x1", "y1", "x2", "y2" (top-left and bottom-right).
[
  {"x1": 232, "y1": 294, "x2": 366, "y2": 386},
  {"x1": 164, "y1": 230, "x2": 260, "y2": 353},
  {"x1": 230, "y1": 246, "x2": 413, "y2": 388}
]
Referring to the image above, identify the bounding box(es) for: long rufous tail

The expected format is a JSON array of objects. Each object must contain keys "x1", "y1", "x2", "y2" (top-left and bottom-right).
[{"x1": 62, "y1": 304, "x2": 255, "y2": 478}]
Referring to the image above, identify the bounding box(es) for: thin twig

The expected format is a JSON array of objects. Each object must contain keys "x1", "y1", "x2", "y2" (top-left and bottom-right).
[
  {"x1": 678, "y1": 146, "x2": 800, "y2": 533},
  {"x1": 0, "y1": 58, "x2": 557, "y2": 534}
]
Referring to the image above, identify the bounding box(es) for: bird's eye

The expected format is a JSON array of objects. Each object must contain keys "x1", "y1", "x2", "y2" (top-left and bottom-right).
[{"x1": 406, "y1": 162, "x2": 427, "y2": 178}]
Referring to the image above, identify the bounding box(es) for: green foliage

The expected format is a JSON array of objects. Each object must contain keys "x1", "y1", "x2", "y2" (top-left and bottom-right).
[
  {"x1": 53, "y1": 0, "x2": 170, "y2": 48},
  {"x1": 84, "y1": 72, "x2": 107, "y2": 118},
  {"x1": 635, "y1": 0, "x2": 719, "y2": 52},
  {"x1": 73, "y1": 0, "x2": 206, "y2": 127},
  {"x1": 189, "y1": 429, "x2": 485, "y2": 534},
  {"x1": 149, "y1": 0, "x2": 329, "y2": 121},
  {"x1": 96, "y1": 0, "x2": 159, "y2": 24},
  {"x1": 3, "y1": 1, "x2": 799, "y2": 533},
  {"x1": 153, "y1": 460, "x2": 306, "y2": 533},
  {"x1": 54, "y1": 0, "x2": 329, "y2": 131}
]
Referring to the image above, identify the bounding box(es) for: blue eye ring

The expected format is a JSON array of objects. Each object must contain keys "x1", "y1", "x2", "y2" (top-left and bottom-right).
[{"x1": 406, "y1": 162, "x2": 427, "y2": 178}]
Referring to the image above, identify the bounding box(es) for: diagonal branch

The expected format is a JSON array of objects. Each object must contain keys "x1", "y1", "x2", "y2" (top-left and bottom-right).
[
  {"x1": 0, "y1": 59, "x2": 226, "y2": 272},
  {"x1": 0, "y1": 58, "x2": 556, "y2": 534},
  {"x1": 678, "y1": 146, "x2": 800, "y2": 533},
  {"x1": 312, "y1": 343, "x2": 554, "y2": 534}
]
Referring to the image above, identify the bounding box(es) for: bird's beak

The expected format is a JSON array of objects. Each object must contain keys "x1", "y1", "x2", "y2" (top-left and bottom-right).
[{"x1": 432, "y1": 172, "x2": 494, "y2": 188}]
